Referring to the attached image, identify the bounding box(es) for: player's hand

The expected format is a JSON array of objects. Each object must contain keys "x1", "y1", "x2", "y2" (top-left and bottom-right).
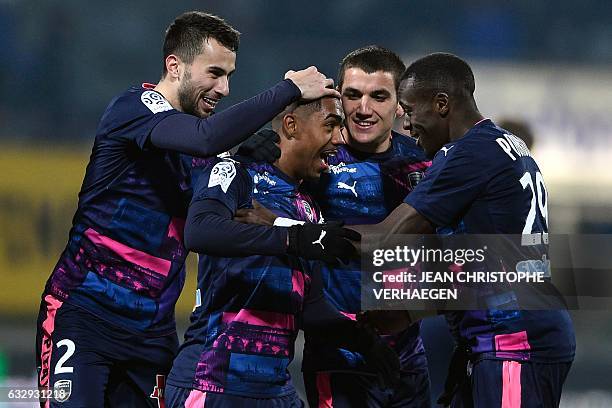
[
  {"x1": 236, "y1": 129, "x2": 280, "y2": 163},
  {"x1": 287, "y1": 221, "x2": 360, "y2": 264},
  {"x1": 285, "y1": 66, "x2": 341, "y2": 100},
  {"x1": 357, "y1": 310, "x2": 413, "y2": 335},
  {"x1": 357, "y1": 323, "x2": 401, "y2": 389},
  {"x1": 235, "y1": 200, "x2": 277, "y2": 226}
]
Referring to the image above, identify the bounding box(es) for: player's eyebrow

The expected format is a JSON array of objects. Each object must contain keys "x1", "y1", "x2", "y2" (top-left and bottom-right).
[
  {"x1": 210, "y1": 66, "x2": 235, "y2": 77},
  {"x1": 342, "y1": 87, "x2": 362, "y2": 95},
  {"x1": 370, "y1": 89, "x2": 391, "y2": 98},
  {"x1": 324, "y1": 113, "x2": 343, "y2": 123}
]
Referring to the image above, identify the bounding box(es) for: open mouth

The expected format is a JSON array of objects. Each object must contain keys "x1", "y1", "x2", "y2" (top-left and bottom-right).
[
  {"x1": 200, "y1": 95, "x2": 219, "y2": 111},
  {"x1": 352, "y1": 118, "x2": 377, "y2": 130},
  {"x1": 319, "y1": 149, "x2": 337, "y2": 171}
]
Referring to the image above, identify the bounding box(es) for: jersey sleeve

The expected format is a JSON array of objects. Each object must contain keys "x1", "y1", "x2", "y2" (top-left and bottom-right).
[
  {"x1": 98, "y1": 89, "x2": 180, "y2": 150},
  {"x1": 149, "y1": 79, "x2": 301, "y2": 157},
  {"x1": 185, "y1": 159, "x2": 288, "y2": 257},
  {"x1": 404, "y1": 145, "x2": 488, "y2": 227},
  {"x1": 192, "y1": 160, "x2": 250, "y2": 213}
]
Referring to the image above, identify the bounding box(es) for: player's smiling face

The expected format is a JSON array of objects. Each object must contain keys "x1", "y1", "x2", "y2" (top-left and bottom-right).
[
  {"x1": 178, "y1": 38, "x2": 236, "y2": 118},
  {"x1": 340, "y1": 68, "x2": 402, "y2": 153},
  {"x1": 399, "y1": 77, "x2": 449, "y2": 158},
  {"x1": 294, "y1": 97, "x2": 345, "y2": 181}
]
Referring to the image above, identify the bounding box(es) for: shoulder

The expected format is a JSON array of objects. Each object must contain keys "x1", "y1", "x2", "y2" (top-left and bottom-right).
[
  {"x1": 99, "y1": 86, "x2": 176, "y2": 129},
  {"x1": 391, "y1": 131, "x2": 426, "y2": 158},
  {"x1": 455, "y1": 120, "x2": 525, "y2": 168},
  {"x1": 196, "y1": 157, "x2": 250, "y2": 193}
]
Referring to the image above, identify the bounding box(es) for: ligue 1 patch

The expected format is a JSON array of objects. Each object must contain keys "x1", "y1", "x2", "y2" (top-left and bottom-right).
[
  {"x1": 208, "y1": 161, "x2": 237, "y2": 193},
  {"x1": 141, "y1": 90, "x2": 173, "y2": 114},
  {"x1": 53, "y1": 379, "x2": 72, "y2": 403}
]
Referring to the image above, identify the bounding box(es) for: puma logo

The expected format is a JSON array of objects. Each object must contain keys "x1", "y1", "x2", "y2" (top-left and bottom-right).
[
  {"x1": 441, "y1": 145, "x2": 455, "y2": 156},
  {"x1": 337, "y1": 180, "x2": 358, "y2": 197},
  {"x1": 312, "y1": 230, "x2": 326, "y2": 249}
]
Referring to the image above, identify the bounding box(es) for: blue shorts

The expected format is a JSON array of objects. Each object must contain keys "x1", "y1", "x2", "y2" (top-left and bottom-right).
[
  {"x1": 164, "y1": 385, "x2": 304, "y2": 408},
  {"x1": 35, "y1": 294, "x2": 178, "y2": 407},
  {"x1": 303, "y1": 370, "x2": 431, "y2": 408},
  {"x1": 450, "y1": 359, "x2": 572, "y2": 408}
]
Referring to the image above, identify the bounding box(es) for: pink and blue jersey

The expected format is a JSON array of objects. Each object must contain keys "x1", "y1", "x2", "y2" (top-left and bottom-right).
[
  {"x1": 43, "y1": 84, "x2": 191, "y2": 335},
  {"x1": 303, "y1": 133, "x2": 432, "y2": 374},
  {"x1": 167, "y1": 158, "x2": 321, "y2": 398},
  {"x1": 404, "y1": 119, "x2": 575, "y2": 363},
  {"x1": 41, "y1": 79, "x2": 302, "y2": 337}
]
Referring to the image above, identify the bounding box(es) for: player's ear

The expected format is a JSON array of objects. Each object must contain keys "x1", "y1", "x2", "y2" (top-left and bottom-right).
[
  {"x1": 434, "y1": 92, "x2": 449, "y2": 117},
  {"x1": 165, "y1": 54, "x2": 181, "y2": 80},
  {"x1": 282, "y1": 114, "x2": 298, "y2": 139},
  {"x1": 395, "y1": 102, "x2": 404, "y2": 118}
]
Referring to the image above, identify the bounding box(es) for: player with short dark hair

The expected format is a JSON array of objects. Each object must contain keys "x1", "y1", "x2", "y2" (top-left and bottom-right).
[
  {"x1": 165, "y1": 95, "x2": 395, "y2": 407},
  {"x1": 337, "y1": 45, "x2": 407, "y2": 92},
  {"x1": 162, "y1": 11, "x2": 240, "y2": 76},
  {"x1": 35, "y1": 11, "x2": 346, "y2": 407},
  {"x1": 355, "y1": 52, "x2": 576, "y2": 407},
  {"x1": 238, "y1": 45, "x2": 432, "y2": 407}
]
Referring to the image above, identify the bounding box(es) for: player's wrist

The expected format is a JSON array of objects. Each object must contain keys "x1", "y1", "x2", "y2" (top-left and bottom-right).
[
  {"x1": 281, "y1": 78, "x2": 302, "y2": 102},
  {"x1": 274, "y1": 217, "x2": 303, "y2": 227}
]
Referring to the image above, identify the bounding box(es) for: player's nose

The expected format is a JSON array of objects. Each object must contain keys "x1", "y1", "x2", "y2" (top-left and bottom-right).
[
  {"x1": 357, "y1": 97, "x2": 373, "y2": 115},
  {"x1": 215, "y1": 76, "x2": 230, "y2": 97},
  {"x1": 332, "y1": 127, "x2": 346, "y2": 145}
]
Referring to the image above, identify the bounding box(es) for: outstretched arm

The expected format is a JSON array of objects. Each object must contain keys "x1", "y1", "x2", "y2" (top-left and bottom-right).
[
  {"x1": 350, "y1": 202, "x2": 434, "y2": 237},
  {"x1": 150, "y1": 80, "x2": 300, "y2": 157},
  {"x1": 150, "y1": 67, "x2": 341, "y2": 157}
]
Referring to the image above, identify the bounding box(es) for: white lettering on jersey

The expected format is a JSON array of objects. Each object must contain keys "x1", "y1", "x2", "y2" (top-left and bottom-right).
[
  {"x1": 496, "y1": 133, "x2": 532, "y2": 161},
  {"x1": 329, "y1": 162, "x2": 357, "y2": 174},
  {"x1": 141, "y1": 90, "x2": 173, "y2": 114},
  {"x1": 253, "y1": 172, "x2": 277, "y2": 187},
  {"x1": 337, "y1": 181, "x2": 358, "y2": 197},
  {"x1": 208, "y1": 161, "x2": 237, "y2": 193}
]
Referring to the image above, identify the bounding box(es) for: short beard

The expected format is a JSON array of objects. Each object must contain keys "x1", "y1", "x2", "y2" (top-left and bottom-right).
[{"x1": 177, "y1": 69, "x2": 201, "y2": 117}]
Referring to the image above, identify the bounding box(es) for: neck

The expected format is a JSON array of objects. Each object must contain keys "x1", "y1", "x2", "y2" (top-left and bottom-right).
[
  {"x1": 153, "y1": 77, "x2": 182, "y2": 111},
  {"x1": 348, "y1": 130, "x2": 392, "y2": 154},
  {"x1": 274, "y1": 155, "x2": 301, "y2": 184},
  {"x1": 449, "y1": 108, "x2": 484, "y2": 142}
]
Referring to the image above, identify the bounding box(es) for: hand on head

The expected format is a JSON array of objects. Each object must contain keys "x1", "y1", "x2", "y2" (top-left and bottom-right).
[{"x1": 285, "y1": 66, "x2": 341, "y2": 100}]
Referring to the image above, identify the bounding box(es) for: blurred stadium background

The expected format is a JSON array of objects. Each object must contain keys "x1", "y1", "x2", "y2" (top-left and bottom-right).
[{"x1": 1, "y1": 0, "x2": 611, "y2": 406}]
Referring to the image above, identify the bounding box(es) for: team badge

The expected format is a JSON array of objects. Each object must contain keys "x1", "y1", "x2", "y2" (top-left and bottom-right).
[
  {"x1": 301, "y1": 200, "x2": 315, "y2": 222},
  {"x1": 408, "y1": 171, "x2": 424, "y2": 188},
  {"x1": 208, "y1": 162, "x2": 237, "y2": 193},
  {"x1": 53, "y1": 379, "x2": 72, "y2": 403},
  {"x1": 141, "y1": 90, "x2": 173, "y2": 114}
]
